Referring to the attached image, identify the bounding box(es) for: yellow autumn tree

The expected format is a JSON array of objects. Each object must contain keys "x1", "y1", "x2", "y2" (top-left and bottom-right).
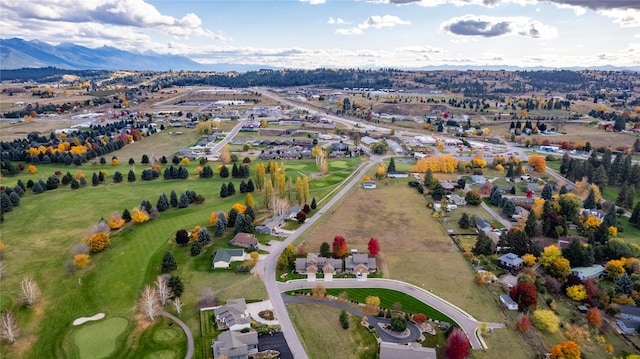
[
  {"x1": 210, "y1": 211, "x2": 218, "y2": 225},
  {"x1": 471, "y1": 156, "x2": 487, "y2": 168},
  {"x1": 587, "y1": 184, "x2": 602, "y2": 203},
  {"x1": 377, "y1": 164, "x2": 386, "y2": 179},
  {"x1": 232, "y1": 203, "x2": 247, "y2": 214},
  {"x1": 522, "y1": 254, "x2": 537, "y2": 267},
  {"x1": 539, "y1": 245, "x2": 562, "y2": 268},
  {"x1": 83, "y1": 232, "x2": 111, "y2": 252},
  {"x1": 532, "y1": 198, "x2": 545, "y2": 219},
  {"x1": 255, "y1": 163, "x2": 266, "y2": 191},
  {"x1": 495, "y1": 164, "x2": 504, "y2": 173},
  {"x1": 131, "y1": 207, "x2": 150, "y2": 224},
  {"x1": 112, "y1": 158, "x2": 119, "y2": 166},
  {"x1": 73, "y1": 254, "x2": 90, "y2": 268},
  {"x1": 566, "y1": 284, "x2": 587, "y2": 301},
  {"x1": 575, "y1": 177, "x2": 589, "y2": 195},
  {"x1": 245, "y1": 193, "x2": 255, "y2": 207},
  {"x1": 27, "y1": 165, "x2": 38, "y2": 173},
  {"x1": 108, "y1": 212, "x2": 125, "y2": 229},
  {"x1": 411, "y1": 155, "x2": 458, "y2": 173},
  {"x1": 220, "y1": 144, "x2": 231, "y2": 164},
  {"x1": 180, "y1": 157, "x2": 190, "y2": 166},
  {"x1": 605, "y1": 259, "x2": 626, "y2": 280},
  {"x1": 581, "y1": 215, "x2": 602, "y2": 236}
]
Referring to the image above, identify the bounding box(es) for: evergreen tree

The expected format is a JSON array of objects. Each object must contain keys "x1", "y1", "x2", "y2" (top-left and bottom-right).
[
  {"x1": 525, "y1": 210, "x2": 537, "y2": 238},
  {"x1": 560, "y1": 153, "x2": 571, "y2": 175},
  {"x1": 214, "y1": 213, "x2": 227, "y2": 236},
  {"x1": 190, "y1": 242, "x2": 202, "y2": 256},
  {"x1": 472, "y1": 232, "x2": 494, "y2": 256},
  {"x1": 232, "y1": 163, "x2": 240, "y2": 178},
  {"x1": 239, "y1": 180, "x2": 247, "y2": 193},
  {"x1": 458, "y1": 213, "x2": 470, "y2": 229},
  {"x1": 593, "y1": 222, "x2": 610, "y2": 245},
  {"x1": 140, "y1": 199, "x2": 153, "y2": 213},
  {"x1": 127, "y1": 170, "x2": 136, "y2": 182},
  {"x1": 197, "y1": 227, "x2": 212, "y2": 245},
  {"x1": 170, "y1": 190, "x2": 178, "y2": 207},
  {"x1": 583, "y1": 188, "x2": 596, "y2": 210},
  {"x1": 227, "y1": 182, "x2": 236, "y2": 195},
  {"x1": 582, "y1": 244, "x2": 595, "y2": 267},
  {"x1": 559, "y1": 185, "x2": 568, "y2": 195},
  {"x1": 245, "y1": 205, "x2": 255, "y2": 223},
  {"x1": 141, "y1": 154, "x2": 150, "y2": 164},
  {"x1": 100, "y1": 156, "x2": 106, "y2": 165},
  {"x1": 157, "y1": 194, "x2": 169, "y2": 212},
  {"x1": 247, "y1": 179, "x2": 255, "y2": 192},
  {"x1": 178, "y1": 192, "x2": 189, "y2": 208},
  {"x1": 608, "y1": 153, "x2": 622, "y2": 186},
  {"x1": 220, "y1": 183, "x2": 229, "y2": 198},
  {"x1": 310, "y1": 197, "x2": 317, "y2": 210},
  {"x1": 167, "y1": 276, "x2": 184, "y2": 297},
  {"x1": 113, "y1": 171, "x2": 123, "y2": 183},
  {"x1": 32, "y1": 181, "x2": 45, "y2": 194},
  {"x1": 431, "y1": 183, "x2": 445, "y2": 201},
  {"x1": 590, "y1": 165, "x2": 607, "y2": 190},
  {"x1": 502, "y1": 199, "x2": 516, "y2": 217},
  {"x1": 499, "y1": 230, "x2": 530, "y2": 256},
  {"x1": 228, "y1": 208, "x2": 239, "y2": 227},
  {"x1": 626, "y1": 187, "x2": 636, "y2": 209},
  {"x1": 562, "y1": 238, "x2": 585, "y2": 267},
  {"x1": 220, "y1": 165, "x2": 229, "y2": 178},
  {"x1": 235, "y1": 213, "x2": 254, "y2": 234},
  {"x1": 489, "y1": 186, "x2": 502, "y2": 205},
  {"x1": 601, "y1": 149, "x2": 612, "y2": 172},
  {"x1": 603, "y1": 204, "x2": 618, "y2": 227},
  {"x1": 70, "y1": 178, "x2": 80, "y2": 189},
  {"x1": 541, "y1": 184, "x2": 552, "y2": 200},
  {"x1": 0, "y1": 193, "x2": 12, "y2": 212},
  {"x1": 92, "y1": 172, "x2": 99, "y2": 186},
  {"x1": 161, "y1": 251, "x2": 178, "y2": 272},
  {"x1": 8, "y1": 192, "x2": 20, "y2": 207},
  {"x1": 128, "y1": 158, "x2": 135, "y2": 165},
  {"x1": 320, "y1": 242, "x2": 331, "y2": 257},
  {"x1": 423, "y1": 169, "x2": 433, "y2": 188},
  {"x1": 122, "y1": 208, "x2": 132, "y2": 222},
  {"x1": 630, "y1": 201, "x2": 640, "y2": 228},
  {"x1": 98, "y1": 171, "x2": 105, "y2": 182},
  {"x1": 387, "y1": 157, "x2": 396, "y2": 173}
]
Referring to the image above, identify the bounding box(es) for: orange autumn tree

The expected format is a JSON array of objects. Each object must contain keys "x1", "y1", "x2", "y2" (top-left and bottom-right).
[
  {"x1": 528, "y1": 155, "x2": 546, "y2": 172},
  {"x1": 73, "y1": 254, "x2": 90, "y2": 268},
  {"x1": 332, "y1": 236, "x2": 348, "y2": 258},
  {"x1": 131, "y1": 207, "x2": 150, "y2": 224},
  {"x1": 83, "y1": 232, "x2": 110, "y2": 252},
  {"x1": 550, "y1": 341, "x2": 581, "y2": 359},
  {"x1": 108, "y1": 212, "x2": 125, "y2": 229}
]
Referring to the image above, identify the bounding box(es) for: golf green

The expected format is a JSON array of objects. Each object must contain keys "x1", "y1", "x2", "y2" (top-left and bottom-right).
[
  {"x1": 144, "y1": 350, "x2": 176, "y2": 359},
  {"x1": 72, "y1": 317, "x2": 128, "y2": 358}
]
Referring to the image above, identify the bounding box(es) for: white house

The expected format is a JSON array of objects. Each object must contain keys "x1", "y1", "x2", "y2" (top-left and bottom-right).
[
  {"x1": 363, "y1": 181, "x2": 377, "y2": 189},
  {"x1": 213, "y1": 298, "x2": 252, "y2": 331},
  {"x1": 500, "y1": 294, "x2": 519, "y2": 310},
  {"x1": 212, "y1": 249, "x2": 245, "y2": 269}
]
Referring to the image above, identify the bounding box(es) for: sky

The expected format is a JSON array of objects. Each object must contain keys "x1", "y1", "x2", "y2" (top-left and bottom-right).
[{"x1": 1, "y1": 0, "x2": 640, "y2": 69}]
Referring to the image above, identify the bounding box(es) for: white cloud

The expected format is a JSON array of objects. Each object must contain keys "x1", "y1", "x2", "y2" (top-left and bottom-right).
[
  {"x1": 299, "y1": 0, "x2": 326, "y2": 4},
  {"x1": 327, "y1": 17, "x2": 348, "y2": 25},
  {"x1": 600, "y1": 9, "x2": 640, "y2": 27},
  {"x1": 336, "y1": 14, "x2": 410, "y2": 35}
]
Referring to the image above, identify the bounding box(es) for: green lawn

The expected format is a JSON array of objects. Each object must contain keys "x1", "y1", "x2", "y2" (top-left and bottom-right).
[
  {"x1": 293, "y1": 288, "x2": 453, "y2": 323},
  {"x1": 287, "y1": 303, "x2": 378, "y2": 359},
  {"x1": 72, "y1": 317, "x2": 129, "y2": 359}
]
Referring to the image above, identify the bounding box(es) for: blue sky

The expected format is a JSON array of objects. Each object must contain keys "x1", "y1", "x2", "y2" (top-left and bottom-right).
[{"x1": 2, "y1": 0, "x2": 639, "y2": 69}]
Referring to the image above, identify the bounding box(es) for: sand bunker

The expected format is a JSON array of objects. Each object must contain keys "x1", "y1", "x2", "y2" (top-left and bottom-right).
[{"x1": 73, "y1": 313, "x2": 105, "y2": 326}]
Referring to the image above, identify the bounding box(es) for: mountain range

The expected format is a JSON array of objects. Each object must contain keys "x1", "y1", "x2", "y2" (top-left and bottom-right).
[{"x1": 1, "y1": 38, "x2": 638, "y2": 72}]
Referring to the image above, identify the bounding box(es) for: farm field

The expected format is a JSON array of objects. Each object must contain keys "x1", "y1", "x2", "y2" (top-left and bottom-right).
[{"x1": 297, "y1": 180, "x2": 505, "y2": 324}]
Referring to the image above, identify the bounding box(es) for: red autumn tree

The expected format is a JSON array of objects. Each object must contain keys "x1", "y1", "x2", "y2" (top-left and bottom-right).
[
  {"x1": 586, "y1": 307, "x2": 601, "y2": 327},
  {"x1": 413, "y1": 313, "x2": 427, "y2": 324},
  {"x1": 509, "y1": 282, "x2": 538, "y2": 312},
  {"x1": 445, "y1": 327, "x2": 470, "y2": 359},
  {"x1": 332, "y1": 236, "x2": 348, "y2": 258},
  {"x1": 368, "y1": 237, "x2": 380, "y2": 255},
  {"x1": 583, "y1": 278, "x2": 598, "y2": 301},
  {"x1": 517, "y1": 315, "x2": 531, "y2": 332}
]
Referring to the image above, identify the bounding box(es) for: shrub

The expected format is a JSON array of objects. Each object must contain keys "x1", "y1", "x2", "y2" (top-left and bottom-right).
[{"x1": 531, "y1": 310, "x2": 560, "y2": 333}]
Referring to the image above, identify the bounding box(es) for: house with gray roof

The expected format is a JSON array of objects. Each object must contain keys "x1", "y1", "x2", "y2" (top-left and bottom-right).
[
  {"x1": 212, "y1": 249, "x2": 245, "y2": 269},
  {"x1": 212, "y1": 330, "x2": 258, "y2": 359},
  {"x1": 497, "y1": 253, "x2": 524, "y2": 273},
  {"x1": 470, "y1": 175, "x2": 486, "y2": 184},
  {"x1": 345, "y1": 253, "x2": 377, "y2": 280},
  {"x1": 571, "y1": 264, "x2": 605, "y2": 280},
  {"x1": 616, "y1": 305, "x2": 640, "y2": 334},
  {"x1": 476, "y1": 217, "x2": 492, "y2": 233},
  {"x1": 379, "y1": 342, "x2": 436, "y2": 359},
  {"x1": 255, "y1": 216, "x2": 283, "y2": 234},
  {"x1": 214, "y1": 298, "x2": 251, "y2": 331},
  {"x1": 295, "y1": 253, "x2": 343, "y2": 281}
]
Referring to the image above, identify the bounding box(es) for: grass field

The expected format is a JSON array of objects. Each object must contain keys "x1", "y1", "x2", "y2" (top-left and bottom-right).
[
  {"x1": 287, "y1": 303, "x2": 378, "y2": 359},
  {"x1": 71, "y1": 317, "x2": 129, "y2": 359},
  {"x1": 0, "y1": 125, "x2": 363, "y2": 358},
  {"x1": 295, "y1": 288, "x2": 453, "y2": 323},
  {"x1": 297, "y1": 180, "x2": 504, "y2": 324}
]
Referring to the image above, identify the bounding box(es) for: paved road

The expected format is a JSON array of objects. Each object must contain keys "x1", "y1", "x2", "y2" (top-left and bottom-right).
[
  {"x1": 480, "y1": 201, "x2": 513, "y2": 229},
  {"x1": 160, "y1": 311, "x2": 194, "y2": 359},
  {"x1": 209, "y1": 118, "x2": 246, "y2": 156},
  {"x1": 259, "y1": 157, "x2": 381, "y2": 359},
  {"x1": 278, "y1": 278, "x2": 505, "y2": 350},
  {"x1": 283, "y1": 294, "x2": 422, "y2": 343}
]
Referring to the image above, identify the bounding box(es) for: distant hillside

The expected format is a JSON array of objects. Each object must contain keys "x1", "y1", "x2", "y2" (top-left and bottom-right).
[{"x1": 0, "y1": 38, "x2": 207, "y2": 71}]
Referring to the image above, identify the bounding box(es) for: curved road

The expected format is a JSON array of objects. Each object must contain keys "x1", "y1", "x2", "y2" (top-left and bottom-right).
[{"x1": 160, "y1": 311, "x2": 194, "y2": 359}]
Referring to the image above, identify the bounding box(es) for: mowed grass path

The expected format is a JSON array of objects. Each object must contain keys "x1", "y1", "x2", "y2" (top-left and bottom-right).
[
  {"x1": 298, "y1": 181, "x2": 504, "y2": 323},
  {"x1": 0, "y1": 151, "x2": 362, "y2": 358},
  {"x1": 287, "y1": 303, "x2": 377, "y2": 359}
]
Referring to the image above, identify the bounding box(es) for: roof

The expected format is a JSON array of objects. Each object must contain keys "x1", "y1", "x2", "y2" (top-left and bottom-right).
[
  {"x1": 571, "y1": 264, "x2": 605, "y2": 278},
  {"x1": 214, "y1": 330, "x2": 258, "y2": 358},
  {"x1": 230, "y1": 233, "x2": 258, "y2": 248},
  {"x1": 476, "y1": 217, "x2": 490, "y2": 229},
  {"x1": 498, "y1": 253, "x2": 523, "y2": 266},
  {"x1": 214, "y1": 298, "x2": 250, "y2": 329},
  {"x1": 500, "y1": 294, "x2": 518, "y2": 306},
  {"x1": 213, "y1": 249, "x2": 245, "y2": 264},
  {"x1": 379, "y1": 342, "x2": 436, "y2": 359},
  {"x1": 619, "y1": 305, "x2": 640, "y2": 318}
]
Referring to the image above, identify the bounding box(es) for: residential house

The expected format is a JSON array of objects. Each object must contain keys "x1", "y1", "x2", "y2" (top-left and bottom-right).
[
  {"x1": 286, "y1": 205, "x2": 302, "y2": 220},
  {"x1": 360, "y1": 136, "x2": 378, "y2": 146},
  {"x1": 476, "y1": 217, "x2": 492, "y2": 233},
  {"x1": 440, "y1": 181, "x2": 456, "y2": 191},
  {"x1": 571, "y1": 265, "x2": 605, "y2": 281},
  {"x1": 580, "y1": 209, "x2": 605, "y2": 221},
  {"x1": 214, "y1": 298, "x2": 252, "y2": 331},
  {"x1": 294, "y1": 253, "x2": 343, "y2": 281},
  {"x1": 387, "y1": 171, "x2": 409, "y2": 178},
  {"x1": 556, "y1": 236, "x2": 588, "y2": 249},
  {"x1": 497, "y1": 253, "x2": 524, "y2": 273},
  {"x1": 446, "y1": 194, "x2": 467, "y2": 206},
  {"x1": 331, "y1": 142, "x2": 349, "y2": 151},
  {"x1": 470, "y1": 175, "x2": 486, "y2": 184},
  {"x1": 212, "y1": 249, "x2": 245, "y2": 269},
  {"x1": 486, "y1": 231, "x2": 501, "y2": 247},
  {"x1": 345, "y1": 253, "x2": 377, "y2": 279},
  {"x1": 363, "y1": 181, "x2": 377, "y2": 189},
  {"x1": 511, "y1": 206, "x2": 529, "y2": 221},
  {"x1": 379, "y1": 342, "x2": 437, "y2": 359},
  {"x1": 255, "y1": 216, "x2": 283, "y2": 235},
  {"x1": 212, "y1": 330, "x2": 259, "y2": 359},
  {"x1": 500, "y1": 294, "x2": 519, "y2": 311},
  {"x1": 230, "y1": 233, "x2": 258, "y2": 249},
  {"x1": 616, "y1": 305, "x2": 640, "y2": 334},
  {"x1": 527, "y1": 183, "x2": 540, "y2": 192}
]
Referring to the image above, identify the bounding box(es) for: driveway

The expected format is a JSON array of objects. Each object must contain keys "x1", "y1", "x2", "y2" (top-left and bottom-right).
[
  {"x1": 283, "y1": 295, "x2": 421, "y2": 343},
  {"x1": 160, "y1": 311, "x2": 194, "y2": 359}
]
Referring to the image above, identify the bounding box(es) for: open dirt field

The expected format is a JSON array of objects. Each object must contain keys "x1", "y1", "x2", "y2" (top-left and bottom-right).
[{"x1": 297, "y1": 181, "x2": 503, "y2": 322}]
